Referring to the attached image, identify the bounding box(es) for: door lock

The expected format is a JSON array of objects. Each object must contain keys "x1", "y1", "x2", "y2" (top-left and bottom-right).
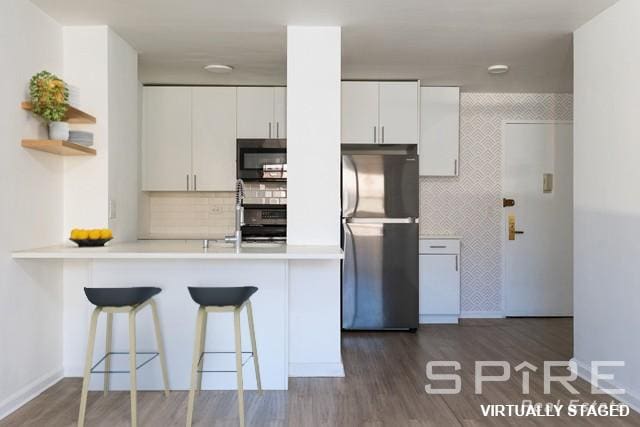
[
  {"x1": 503, "y1": 198, "x2": 515, "y2": 207},
  {"x1": 508, "y1": 214, "x2": 524, "y2": 241}
]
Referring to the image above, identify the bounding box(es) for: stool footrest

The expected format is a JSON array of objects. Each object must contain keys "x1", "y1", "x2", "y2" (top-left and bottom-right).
[
  {"x1": 90, "y1": 351, "x2": 160, "y2": 374},
  {"x1": 197, "y1": 351, "x2": 254, "y2": 373}
]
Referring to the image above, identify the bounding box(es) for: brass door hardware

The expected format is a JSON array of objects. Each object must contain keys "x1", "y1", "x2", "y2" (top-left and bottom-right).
[
  {"x1": 508, "y1": 214, "x2": 524, "y2": 241},
  {"x1": 503, "y1": 198, "x2": 515, "y2": 207}
]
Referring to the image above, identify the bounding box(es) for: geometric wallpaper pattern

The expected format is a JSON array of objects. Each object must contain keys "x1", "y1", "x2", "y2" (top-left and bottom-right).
[{"x1": 420, "y1": 93, "x2": 574, "y2": 313}]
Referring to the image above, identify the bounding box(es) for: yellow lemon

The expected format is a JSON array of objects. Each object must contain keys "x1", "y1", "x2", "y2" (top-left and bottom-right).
[
  {"x1": 88, "y1": 229, "x2": 101, "y2": 240},
  {"x1": 70, "y1": 229, "x2": 80, "y2": 239},
  {"x1": 76, "y1": 230, "x2": 89, "y2": 240},
  {"x1": 99, "y1": 229, "x2": 112, "y2": 239}
]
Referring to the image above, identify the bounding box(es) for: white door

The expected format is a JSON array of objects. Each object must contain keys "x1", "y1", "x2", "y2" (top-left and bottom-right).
[
  {"x1": 419, "y1": 254, "x2": 460, "y2": 315},
  {"x1": 274, "y1": 87, "x2": 286, "y2": 138},
  {"x1": 142, "y1": 87, "x2": 192, "y2": 191},
  {"x1": 192, "y1": 87, "x2": 237, "y2": 191},
  {"x1": 341, "y1": 81, "x2": 379, "y2": 144},
  {"x1": 419, "y1": 87, "x2": 460, "y2": 176},
  {"x1": 504, "y1": 122, "x2": 573, "y2": 316},
  {"x1": 237, "y1": 87, "x2": 275, "y2": 138},
  {"x1": 379, "y1": 82, "x2": 419, "y2": 144}
]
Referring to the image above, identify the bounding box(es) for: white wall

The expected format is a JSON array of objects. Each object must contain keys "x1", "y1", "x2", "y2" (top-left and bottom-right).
[
  {"x1": 286, "y1": 26, "x2": 341, "y2": 246},
  {"x1": 108, "y1": 30, "x2": 139, "y2": 241},
  {"x1": 286, "y1": 27, "x2": 344, "y2": 377},
  {"x1": 0, "y1": 0, "x2": 64, "y2": 418},
  {"x1": 573, "y1": 0, "x2": 640, "y2": 410}
]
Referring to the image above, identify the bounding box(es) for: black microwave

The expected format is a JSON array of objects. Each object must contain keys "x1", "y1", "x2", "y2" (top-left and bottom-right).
[{"x1": 237, "y1": 139, "x2": 287, "y2": 181}]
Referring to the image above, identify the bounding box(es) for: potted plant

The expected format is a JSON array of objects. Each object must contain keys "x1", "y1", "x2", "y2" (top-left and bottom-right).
[{"x1": 29, "y1": 71, "x2": 69, "y2": 140}]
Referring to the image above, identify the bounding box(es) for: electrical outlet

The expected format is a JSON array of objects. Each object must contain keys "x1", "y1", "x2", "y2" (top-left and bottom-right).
[
  {"x1": 210, "y1": 206, "x2": 223, "y2": 214},
  {"x1": 109, "y1": 199, "x2": 117, "y2": 220}
]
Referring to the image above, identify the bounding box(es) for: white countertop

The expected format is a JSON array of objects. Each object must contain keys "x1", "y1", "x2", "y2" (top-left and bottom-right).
[
  {"x1": 11, "y1": 240, "x2": 344, "y2": 260},
  {"x1": 420, "y1": 234, "x2": 461, "y2": 240}
]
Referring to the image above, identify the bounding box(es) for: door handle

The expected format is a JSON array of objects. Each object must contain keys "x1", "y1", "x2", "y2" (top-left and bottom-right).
[{"x1": 508, "y1": 214, "x2": 524, "y2": 240}]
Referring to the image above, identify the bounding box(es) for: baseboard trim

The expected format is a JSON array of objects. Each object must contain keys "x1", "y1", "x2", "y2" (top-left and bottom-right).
[
  {"x1": 0, "y1": 368, "x2": 63, "y2": 421},
  {"x1": 571, "y1": 357, "x2": 640, "y2": 414},
  {"x1": 289, "y1": 362, "x2": 345, "y2": 377},
  {"x1": 419, "y1": 314, "x2": 459, "y2": 324},
  {"x1": 460, "y1": 311, "x2": 505, "y2": 319}
]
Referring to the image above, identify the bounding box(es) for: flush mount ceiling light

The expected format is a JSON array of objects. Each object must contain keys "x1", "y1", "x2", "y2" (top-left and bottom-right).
[
  {"x1": 488, "y1": 64, "x2": 509, "y2": 75},
  {"x1": 204, "y1": 64, "x2": 234, "y2": 73}
]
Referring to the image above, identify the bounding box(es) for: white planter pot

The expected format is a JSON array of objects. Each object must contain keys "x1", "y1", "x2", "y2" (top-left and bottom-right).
[{"x1": 48, "y1": 121, "x2": 69, "y2": 141}]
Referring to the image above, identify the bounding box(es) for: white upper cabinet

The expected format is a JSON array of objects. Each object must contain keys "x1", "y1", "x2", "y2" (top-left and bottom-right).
[
  {"x1": 341, "y1": 81, "x2": 419, "y2": 144},
  {"x1": 237, "y1": 87, "x2": 285, "y2": 139},
  {"x1": 341, "y1": 81, "x2": 379, "y2": 144},
  {"x1": 419, "y1": 87, "x2": 460, "y2": 176},
  {"x1": 191, "y1": 87, "x2": 237, "y2": 191},
  {"x1": 379, "y1": 82, "x2": 419, "y2": 144},
  {"x1": 273, "y1": 87, "x2": 286, "y2": 138},
  {"x1": 142, "y1": 87, "x2": 192, "y2": 191}
]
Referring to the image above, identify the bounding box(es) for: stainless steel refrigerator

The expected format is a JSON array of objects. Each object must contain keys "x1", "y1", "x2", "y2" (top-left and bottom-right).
[{"x1": 341, "y1": 145, "x2": 419, "y2": 331}]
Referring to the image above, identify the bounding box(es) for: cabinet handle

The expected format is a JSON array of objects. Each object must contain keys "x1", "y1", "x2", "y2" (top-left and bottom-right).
[
  {"x1": 430, "y1": 245, "x2": 446, "y2": 249},
  {"x1": 276, "y1": 121, "x2": 280, "y2": 138},
  {"x1": 455, "y1": 255, "x2": 459, "y2": 272},
  {"x1": 382, "y1": 126, "x2": 385, "y2": 143},
  {"x1": 194, "y1": 174, "x2": 197, "y2": 191},
  {"x1": 186, "y1": 174, "x2": 189, "y2": 191},
  {"x1": 269, "y1": 122, "x2": 272, "y2": 138},
  {"x1": 373, "y1": 126, "x2": 377, "y2": 143},
  {"x1": 454, "y1": 159, "x2": 458, "y2": 175}
]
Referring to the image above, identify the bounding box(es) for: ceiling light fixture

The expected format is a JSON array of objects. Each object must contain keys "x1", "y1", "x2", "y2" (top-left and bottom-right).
[
  {"x1": 204, "y1": 64, "x2": 234, "y2": 73},
  {"x1": 488, "y1": 64, "x2": 509, "y2": 75}
]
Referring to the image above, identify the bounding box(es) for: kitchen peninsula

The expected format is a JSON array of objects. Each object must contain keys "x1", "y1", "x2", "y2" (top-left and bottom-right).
[{"x1": 13, "y1": 241, "x2": 343, "y2": 391}]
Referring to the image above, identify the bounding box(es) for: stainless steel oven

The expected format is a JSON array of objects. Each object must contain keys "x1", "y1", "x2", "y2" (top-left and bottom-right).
[{"x1": 237, "y1": 139, "x2": 287, "y2": 181}]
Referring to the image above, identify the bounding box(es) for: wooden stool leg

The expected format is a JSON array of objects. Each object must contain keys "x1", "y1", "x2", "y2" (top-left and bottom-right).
[
  {"x1": 234, "y1": 308, "x2": 245, "y2": 427},
  {"x1": 197, "y1": 311, "x2": 208, "y2": 394},
  {"x1": 104, "y1": 312, "x2": 113, "y2": 396},
  {"x1": 246, "y1": 301, "x2": 262, "y2": 394},
  {"x1": 78, "y1": 307, "x2": 101, "y2": 427},
  {"x1": 186, "y1": 307, "x2": 205, "y2": 427},
  {"x1": 129, "y1": 309, "x2": 138, "y2": 427},
  {"x1": 150, "y1": 300, "x2": 170, "y2": 396}
]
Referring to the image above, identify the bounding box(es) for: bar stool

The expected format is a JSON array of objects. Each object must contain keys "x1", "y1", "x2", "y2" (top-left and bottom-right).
[
  {"x1": 78, "y1": 287, "x2": 170, "y2": 427},
  {"x1": 186, "y1": 286, "x2": 262, "y2": 427}
]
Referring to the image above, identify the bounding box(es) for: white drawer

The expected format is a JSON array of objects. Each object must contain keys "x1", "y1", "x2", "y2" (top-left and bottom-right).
[{"x1": 419, "y1": 239, "x2": 460, "y2": 254}]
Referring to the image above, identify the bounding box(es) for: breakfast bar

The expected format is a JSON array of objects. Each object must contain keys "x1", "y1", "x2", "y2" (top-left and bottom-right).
[{"x1": 13, "y1": 241, "x2": 344, "y2": 391}]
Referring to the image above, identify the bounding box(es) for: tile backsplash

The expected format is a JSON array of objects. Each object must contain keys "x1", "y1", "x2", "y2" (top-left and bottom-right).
[
  {"x1": 140, "y1": 192, "x2": 236, "y2": 239},
  {"x1": 243, "y1": 182, "x2": 287, "y2": 205},
  {"x1": 139, "y1": 183, "x2": 287, "y2": 239}
]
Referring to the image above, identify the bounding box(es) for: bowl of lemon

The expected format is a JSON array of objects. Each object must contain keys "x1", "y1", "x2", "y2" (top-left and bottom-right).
[{"x1": 70, "y1": 228, "x2": 113, "y2": 247}]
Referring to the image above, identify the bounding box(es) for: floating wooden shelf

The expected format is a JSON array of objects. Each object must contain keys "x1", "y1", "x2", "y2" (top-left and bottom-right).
[
  {"x1": 21, "y1": 139, "x2": 96, "y2": 156},
  {"x1": 21, "y1": 102, "x2": 96, "y2": 124}
]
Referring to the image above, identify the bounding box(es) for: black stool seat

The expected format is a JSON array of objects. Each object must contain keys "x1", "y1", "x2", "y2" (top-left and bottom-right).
[
  {"x1": 188, "y1": 286, "x2": 258, "y2": 307},
  {"x1": 84, "y1": 287, "x2": 161, "y2": 307}
]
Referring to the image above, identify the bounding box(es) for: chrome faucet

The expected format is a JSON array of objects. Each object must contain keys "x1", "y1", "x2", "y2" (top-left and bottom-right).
[{"x1": 225, "y1": 179, "x2": 245, "y2": 249}]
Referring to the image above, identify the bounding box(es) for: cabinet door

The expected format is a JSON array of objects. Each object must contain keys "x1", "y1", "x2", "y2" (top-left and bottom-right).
[
  {"x1": 379, "y1": 82, "x2": 419, "y2": 144},
  {"x1": 237, "y1": 87, "x2": 275, "y2": 138},
  {"x1": 419, "y1": 254, "x2": 460, "y2": 315},
  {"x1": 142, "y1": 87, "x2": 192, "y2": 191},
  {"x1": 341, "y1": 81, "x2": 379, "y2": 144},
  {"x1": 274, "y1": 87, "x2": 286, "y2": 138},
  {"x1": 192, "y1": 87, "x2": 237, "y2": 191},
  {"x1": 419, "y1": 87, "x2": 460, "y2": 176}
]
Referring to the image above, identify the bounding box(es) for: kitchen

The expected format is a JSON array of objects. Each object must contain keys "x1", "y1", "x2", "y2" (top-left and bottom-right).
[{"x1": 3, "y1": 1, "x2": 640, "y2": 426}]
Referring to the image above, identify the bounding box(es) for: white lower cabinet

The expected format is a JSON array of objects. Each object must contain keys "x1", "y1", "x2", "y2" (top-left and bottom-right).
[{"x1": 419, "y1": 238, "x2": 461, "y2": 324}]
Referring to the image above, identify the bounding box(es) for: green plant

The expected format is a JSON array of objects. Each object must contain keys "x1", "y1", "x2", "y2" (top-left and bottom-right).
[{"x1": 29, "y1": 71, "x2": 68, "y2": 122}]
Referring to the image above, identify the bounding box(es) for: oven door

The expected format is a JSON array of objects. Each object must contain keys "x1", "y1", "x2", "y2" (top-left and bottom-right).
[{"x1": 237, "y1": 139, "x2": 287, "y2": 180}]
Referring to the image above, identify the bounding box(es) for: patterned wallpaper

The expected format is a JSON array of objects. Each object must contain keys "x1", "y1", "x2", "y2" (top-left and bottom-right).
[{"x1": 419, "y1": 93, "x2": 573, "y2": 314}]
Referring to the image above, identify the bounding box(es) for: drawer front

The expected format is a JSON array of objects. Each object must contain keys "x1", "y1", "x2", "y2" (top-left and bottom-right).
[{"x1": 419, "y1": 239, "x2": 460, "y2": 254}]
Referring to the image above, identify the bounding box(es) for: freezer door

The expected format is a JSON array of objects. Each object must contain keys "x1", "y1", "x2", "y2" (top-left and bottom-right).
[
  {"x1": 342, "y1": 222, "x2": 419, "y2": 329},
  {"x1": 342, "y1": 154, "x2": 419, "y2": 218}
]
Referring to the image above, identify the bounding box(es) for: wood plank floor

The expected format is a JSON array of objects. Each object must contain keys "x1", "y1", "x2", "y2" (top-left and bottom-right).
[{"x1": 2, "y1": 318, "x2": 638, "y2": 426}]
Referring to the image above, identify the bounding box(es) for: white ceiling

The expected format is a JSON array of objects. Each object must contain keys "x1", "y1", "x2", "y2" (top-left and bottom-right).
[{"x1": 31, "y1": 0, "x2": 617, "y2": 92}]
